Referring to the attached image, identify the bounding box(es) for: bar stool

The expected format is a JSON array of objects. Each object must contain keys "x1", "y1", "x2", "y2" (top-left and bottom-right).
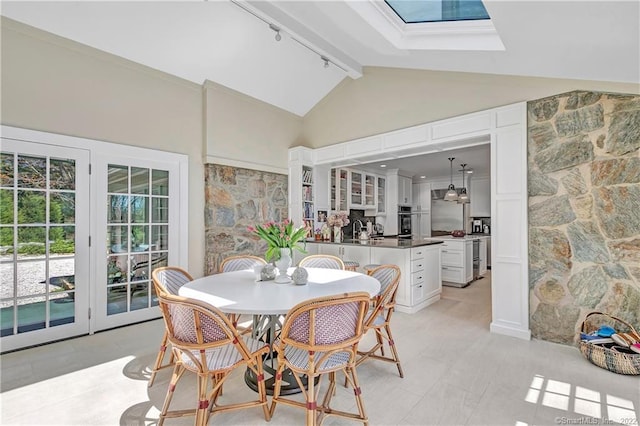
[
  {"x1": 363, "y1": 264, "x2": 381, "y2": 276},
  {"x1": 343, "y1": 260, "x2": 359, "y2": 272}
]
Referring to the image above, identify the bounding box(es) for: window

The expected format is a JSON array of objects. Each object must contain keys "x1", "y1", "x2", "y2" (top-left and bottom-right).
[{"x1": 385, "y1": 0, "x2": 490, "y2": 24}]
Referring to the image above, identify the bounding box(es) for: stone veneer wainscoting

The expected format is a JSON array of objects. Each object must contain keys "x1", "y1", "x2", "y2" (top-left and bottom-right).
[
  {"x1": 528, "y1": 90, "x2": 640, "y2": 344},
  {"x1": 204, "y1": 164, "x2": 288, "y2": 274}
]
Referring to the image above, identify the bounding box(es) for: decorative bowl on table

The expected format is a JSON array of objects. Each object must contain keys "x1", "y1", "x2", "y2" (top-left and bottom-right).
[{"x1": 451, "y1": 230, "x2": 466, "y2": 238}]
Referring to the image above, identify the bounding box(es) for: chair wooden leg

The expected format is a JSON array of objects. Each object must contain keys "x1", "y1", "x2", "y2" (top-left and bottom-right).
[
  {"x1": 347, "y1": 365, "x2": 368, "y2": 425},
  {"x1": 322, "y1": 371, "x2": 337, "y2": 410},
  {"x1": 159, "y1": 363, "x2": 185, "y2": 426},
  {"x1": 385, "y1": 325, "x2": 404, "y2": 378},
  {"x1": 149, "y1": 330, "x2": 170, "y2": 387},
  {"x1": 269, "y1": 359, "x2": 287, "y2": 417},
  {"x1": 195, "y1": 374, "x2": 210, "y2": 426},
  {"x1": 306, "y1": 371, "x2": 316, "y2": 426},
  {"x1": 255, "y1": 358, "x2": 272, "y2": 421},
  {"x1": 375, "y1": 329, "x2": 385, "y2": 357}
]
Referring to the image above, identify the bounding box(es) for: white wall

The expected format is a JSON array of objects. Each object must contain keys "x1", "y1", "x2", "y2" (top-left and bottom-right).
[
  {"x1": 204, "y1": 80, "x2": 303, "y2": 174},
  {"x1": 302, "y1": 66, "x2": 640, "y2": 148},
  {"x1": 1, "y1": 17, "x2": 206, "y2": 276}
]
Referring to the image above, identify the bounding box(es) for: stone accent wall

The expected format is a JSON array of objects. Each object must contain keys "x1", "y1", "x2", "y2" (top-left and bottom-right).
[
  {"x1": 528, "y1": 91, "x2": 640, "y2": 344},
  {"x1": 204, "y1": 164, "x2": 288, "y2": 274}
]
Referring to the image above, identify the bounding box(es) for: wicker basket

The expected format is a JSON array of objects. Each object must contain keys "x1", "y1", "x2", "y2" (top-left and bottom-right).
[{"x1": 578, "y1": 311, "x2": 640, "y2": 375}]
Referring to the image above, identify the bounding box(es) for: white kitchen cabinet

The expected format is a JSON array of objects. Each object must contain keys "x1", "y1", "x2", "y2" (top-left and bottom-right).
[
  {"x1": 294, "y1": 243, "x2": 318, "y2": 266},
  {"x1": 364, "y1": 174, "x2": 376, "y2": 208},
  {"x1": 376, "y1": 176, "x2": 386, "y2": 215},
  {"x1": 412, "y1": 182, "x2": 432, "y2": 238},
  {"x1": 398, "y1": 175, "x2": 412, "y2": 206},
  {"x1": 412, "y1": 182, "x2": 431, "y2": 212},
  {"x1": 350, "y1": 170, "x2": 364, "y2": 208},
  {"x1": 331, "y1": 168, "x2": 378, "y2": 211},
  {"x1": 465, "y1": 240, "x2": 473, "y2": 283},
  {"x1": 470, "y1": 177, "x2": 491, "y2": 217},
  {"x1": 330, "y1": 168, "x2": 348, "y2": 211},
  {"x1": 437, "y1": 238, "x2": 473, "y2": 285},
  {"x1": 370, "y1": 245, "x2": 441, "y2": 312},
  {"x1": 416, "y1": 211, "x2": 431, "y2": 238},
  {"x1": 316, "y1": 243, "x2": 371, "y2": 273},
  {"x1": 421, "y1": 246, "x2": 442, "y2": 301},
  {"x1": 479, "y1": 237, "x2": 487, "y2": 276}
]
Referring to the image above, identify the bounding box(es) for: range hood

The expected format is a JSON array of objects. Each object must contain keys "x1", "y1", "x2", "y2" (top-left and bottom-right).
[{"x1": 431, "y1": 188, "x2": 463, "y2": 200}]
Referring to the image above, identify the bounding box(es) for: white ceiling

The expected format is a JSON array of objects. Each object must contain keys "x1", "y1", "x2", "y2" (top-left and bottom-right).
[
  {"x1": 2, "y1": 1, "x2": 638, "y2": 179},
  {"x1": 2, "y1": 1, "x2": 639, "y2": 118}
]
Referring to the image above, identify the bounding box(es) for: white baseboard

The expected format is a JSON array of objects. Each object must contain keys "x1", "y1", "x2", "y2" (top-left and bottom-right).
[
  {"x1": 490, "y1": 321, "x2": 531, "y2": 340},
  {"x1": 396, "y1": 294, "x2": 440, "y2": 314}
]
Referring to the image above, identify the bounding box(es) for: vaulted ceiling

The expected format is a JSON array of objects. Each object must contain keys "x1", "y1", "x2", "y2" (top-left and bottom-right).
[{"x1": 3, "y1": 1, "x2": 639, "y2": 117}]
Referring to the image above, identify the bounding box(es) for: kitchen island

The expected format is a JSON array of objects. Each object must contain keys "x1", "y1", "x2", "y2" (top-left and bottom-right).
[
  {"x1": 302, "y1": 238, "x2": 443, "y2": 313},
  {"x1": 429, "y1": 235, "x2": 490, "y2": 286}
]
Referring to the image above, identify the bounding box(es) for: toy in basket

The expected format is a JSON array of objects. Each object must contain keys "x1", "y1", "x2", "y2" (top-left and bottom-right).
[{"x1": 578, "y1": 311, "x2": 640, "y2": 375}]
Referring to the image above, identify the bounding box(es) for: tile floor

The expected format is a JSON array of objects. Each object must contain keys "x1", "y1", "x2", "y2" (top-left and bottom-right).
[{"x1": 1, "y1": 274, "x2": 638, "y2": 425}]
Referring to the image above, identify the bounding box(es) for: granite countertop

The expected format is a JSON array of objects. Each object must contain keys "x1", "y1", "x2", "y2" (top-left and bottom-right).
[
  {"x1": 306, "y1": 238, "x2": 444, "y2": 249},
  {"x1": 429, "y1": 235, "x2": 490, "y2": 241}
]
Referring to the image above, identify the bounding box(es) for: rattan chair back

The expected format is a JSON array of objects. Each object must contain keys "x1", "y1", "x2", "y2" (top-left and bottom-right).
[
  {"x1": 298, "y1": 254, "x2": 345, "y2": 270},
  {"x1": 152, "y1": 266, "x2": 193, "y2": 296},
  {"x1": 219, "y1": 255, "x2": 266, "y2": 273},
  {"x1": 365, "y1": 264, "x2": 401, "y2": 327}
]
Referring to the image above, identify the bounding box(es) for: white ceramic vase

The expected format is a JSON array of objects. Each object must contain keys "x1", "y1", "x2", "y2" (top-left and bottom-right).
[
  {"x1": 274, "y1": 248, "x2": 292, "y2": 283},
  {"x1": 333, "y1": 226, "x2": 342, "y2": 243}
]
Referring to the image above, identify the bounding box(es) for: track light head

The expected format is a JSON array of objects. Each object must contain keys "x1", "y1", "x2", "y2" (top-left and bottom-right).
[{"x1": 269, "y1": 24, "x2": 281, "y2": 42}]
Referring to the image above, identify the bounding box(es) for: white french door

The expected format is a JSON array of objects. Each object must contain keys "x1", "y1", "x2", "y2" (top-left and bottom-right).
[
  {"x1": 92, "y1": 155, "x2": 182, "y2": 331},
  {"x1": 0, "y1": 139, "x2": 90, "y2": 352},
  {"x1": 1, "y1": 126, "x2": 188, "y2": 351}
]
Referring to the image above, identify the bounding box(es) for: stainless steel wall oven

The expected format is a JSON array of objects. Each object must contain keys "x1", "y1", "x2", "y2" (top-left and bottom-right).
[{"x1": 398, "y1": 206, "x2": 412, "y2": 239}]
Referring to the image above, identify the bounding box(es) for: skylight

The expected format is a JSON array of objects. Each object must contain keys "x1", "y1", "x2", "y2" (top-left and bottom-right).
[
  {"x1": 385, "y1": 0, "x2": 490, "y2": 24},
  {"x1": 345, "y1": 0, "x2": 504, "y2": 51}
]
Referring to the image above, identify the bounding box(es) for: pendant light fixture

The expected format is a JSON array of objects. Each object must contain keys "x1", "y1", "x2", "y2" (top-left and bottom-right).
[
  {"x1": 458, "y1": 163, "x2": 470, "y2": 204},
  {"x1": 444, "y1": 157, "x2": 459, "y2": 201}
]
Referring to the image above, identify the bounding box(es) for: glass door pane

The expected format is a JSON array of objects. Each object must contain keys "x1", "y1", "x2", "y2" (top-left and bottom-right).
[
  {"x1": 106, "y1": 165, "x2": 169, "y2": 316},
  {"x1": 365, "y1": 174, "x2": 375, "y2": 206},
  {"x1": 350, "y1": 171, "x2": 362, "y2": 206},
  {"x1": 0, "y1": 141, "x2": 89, "y2": 352}
]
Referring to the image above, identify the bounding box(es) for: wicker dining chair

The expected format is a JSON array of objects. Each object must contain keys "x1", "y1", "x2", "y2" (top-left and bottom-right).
[
  {"x1": 156, "y1": 292, "x2": 271, "y2": 426},
  {"x1": 218, "y1": 255, "x2": 267, "y2": 331},
  {"x1": 270, "y1": 292, "x2": 370, "y2": 426},
  {"x1": 219, "y1": 255, "x2": 266, "y2": 273},
  {"x1": 149, "y1": 266, "x2": 194, "y2": 387},
  {"x1": 298, "y1": 254, "x2": 345, "y2": 270},
  {"x1": 354, "y1": 264, "x2": 404, "y2": 378}
]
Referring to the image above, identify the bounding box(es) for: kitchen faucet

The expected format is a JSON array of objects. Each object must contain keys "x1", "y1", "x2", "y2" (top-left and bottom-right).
[{"x1": 353, "y1": 220, "x2": 364, "y2": 239}]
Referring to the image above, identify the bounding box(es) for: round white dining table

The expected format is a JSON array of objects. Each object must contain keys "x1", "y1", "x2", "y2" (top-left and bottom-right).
[{"x1": 178, "y1": 267, "x2": 380, "y2": 315}]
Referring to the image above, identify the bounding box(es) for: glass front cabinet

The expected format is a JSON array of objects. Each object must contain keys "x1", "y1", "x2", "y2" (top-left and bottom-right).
[
  {"x1": 364, "y1": 174, "x2": 376, "y2": 208},
  {"x1": 377, "y1": 176, "x2": 386, "y2": 214},
  {"x1": 350, "y1": 170, "x2": 363, "y2": 208},
  {"x1": 331, "y1": 168, "x2": 384, "y2": 212},
  {"x1": 330, "y1": 168, "x2": 348, "y2": 211}
]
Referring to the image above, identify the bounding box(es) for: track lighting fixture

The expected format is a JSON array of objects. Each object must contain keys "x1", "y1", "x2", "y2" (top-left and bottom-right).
[
  {"x1": 230, "y1": 0, "x2": 347, "y2": 73},
  {"x1": 269, "y1": 24, "x2": 281, "y2": 41}
]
